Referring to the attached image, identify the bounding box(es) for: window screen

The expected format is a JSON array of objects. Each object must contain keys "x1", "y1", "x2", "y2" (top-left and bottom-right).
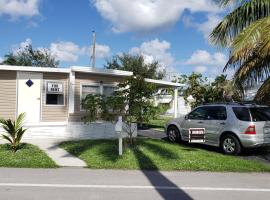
[
  {"x1": 81, "y1": 85, "x2": 100, "y2": 99},
  {"x1": 103, "y1": 86, "x2": 115, "y2": 97}
]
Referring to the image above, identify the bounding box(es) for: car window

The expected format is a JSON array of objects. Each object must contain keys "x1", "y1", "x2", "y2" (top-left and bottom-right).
[
  {"x1": 249, "y1": 107, "x2": 270, "y2": 122},
  {"x1": 232, "y1": 107, "x2": 251, "y2": 121},
  {"x1": 206, "y1": 106, "x2": 227, "y2": 120},
  {"x1": 188, "y1": 107, "x2": 207, "y2": 120}
]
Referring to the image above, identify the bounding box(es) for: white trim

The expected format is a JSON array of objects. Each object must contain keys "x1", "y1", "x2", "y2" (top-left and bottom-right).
[
  {"x1": 44, "y1": 80, "x2": 66, "y2": 107},
  {"x1": 0, "y1": 65, "x2": 70, "y2": 73},
  {"x1": 68, "y1": 71, "x2": 75, "y2": 114},
  {"x1": 144, "y1": 78, "x2": 184, "y2": 87},
  {"x1": 71, "y1": 66, "x2": 133, "y2": 77}
]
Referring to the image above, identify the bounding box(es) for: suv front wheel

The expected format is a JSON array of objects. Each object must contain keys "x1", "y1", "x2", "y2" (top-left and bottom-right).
[
  {"x1": 220, "y1": 134, "x2": 242, "y2": 155},
  {"x1": 167, "y1": 126, "x2": 180, "y2": 142}
]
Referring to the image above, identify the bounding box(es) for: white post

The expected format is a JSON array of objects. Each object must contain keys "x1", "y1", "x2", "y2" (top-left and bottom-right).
[
  {"x1": 68, "y1": 71, "x2": 75, "y2": 114},
  {"x1": 115, "y1": 116, "x2": 123, "y2": 156},
  {"x1": 174, "y1": 88, "x2": 178, "y2": 118}
]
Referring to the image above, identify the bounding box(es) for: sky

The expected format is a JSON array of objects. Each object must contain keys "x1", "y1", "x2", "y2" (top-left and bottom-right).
[{"x1": 0, "y1": 0, "x2": 233, "y2": 80}]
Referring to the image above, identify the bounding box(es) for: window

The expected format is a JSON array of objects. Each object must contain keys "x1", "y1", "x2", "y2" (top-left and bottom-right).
[
  {"x1": 206, "y1": 106, "x2": 227, "y2": 120},
  {"x1": 188, "y1": 107, "x2": 208, "y2": 120},
  {"x1": 233, "y1": 107, "x2": 251, "y2": 121},
  {"x1": 249, "y1": 107, "x2": 270, "y2": 122},
  {"x1": 81, "y1": 84, "x2": 100, "y2": 100},
  {"x1": 46, "y1": 81, "x2": 64, "y2": 105},
  {"x1": 103, "y1": 85, "x2": 116, "y2": 97}
]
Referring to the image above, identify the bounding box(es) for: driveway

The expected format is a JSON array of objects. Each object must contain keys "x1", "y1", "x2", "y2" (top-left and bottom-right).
[{"x1": 0, "y1": 168, "x2": 270, "y2": 200}]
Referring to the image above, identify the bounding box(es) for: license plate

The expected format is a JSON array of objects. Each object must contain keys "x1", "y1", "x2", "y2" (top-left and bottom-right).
[{"x1": 189, "y1": 128, "x2": 205, "y2": 143}]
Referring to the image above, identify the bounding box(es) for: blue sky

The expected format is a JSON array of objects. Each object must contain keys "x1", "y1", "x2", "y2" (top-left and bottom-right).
[{"x1": 0, "y1": 0, "x2": 232, "y2": 79}]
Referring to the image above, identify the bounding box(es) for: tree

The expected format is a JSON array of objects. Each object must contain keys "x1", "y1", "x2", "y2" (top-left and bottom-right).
[
  {"x1": 105, "y1": 53, "x2": 165, "y2": 79},
  {"x1": 177, "y1": 73, "x2": 242, "y2": 108},
  {"x1": 0, "y1": 113, "x2": 27, "y2": 152},
  {"x1": 105, "y1": 54, "x2": 165, "y2": 126},
  {"x1": 1, "y1": 44, "x2": 59, "y2": 67},
  {"x1": 210, "y1": 0, "x2": 270, "y2": 100}
]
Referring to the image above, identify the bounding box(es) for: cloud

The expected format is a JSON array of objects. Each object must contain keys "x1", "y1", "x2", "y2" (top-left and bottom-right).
[
  {"x1": 194, "y1": 65, "x2": 207, "y2": 73},
  {"x1": 196, "y1": 14, "x2": 222, "y2": 39},
  {"x1": 185, "y1": 49, "x2": 228, "y2": 76},
  {"x1": 0, "y1": 57, "x2": 3, "y2": 63},
  {"x1": 129, "y1": 39, "x2": 174, "y2": 71},
  {"x1": 92, "y1": 0, "x2": 220, "y2": 33},
  {"x1": 0, "y1": 0, "x2": 40, "y2": 19},
  {"x1": 50, "y1": 41, "x2": 111, "y2": 62}
]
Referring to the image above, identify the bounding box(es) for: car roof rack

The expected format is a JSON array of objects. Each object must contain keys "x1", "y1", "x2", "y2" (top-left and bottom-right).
[{"x1": 202, "y1": 102, "x2": 267, "y2": 106}]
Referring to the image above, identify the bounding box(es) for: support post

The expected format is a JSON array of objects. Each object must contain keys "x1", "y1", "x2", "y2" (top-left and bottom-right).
[
  {"x1": 68, "y1": 71, "x2": 75, "y2": 114},
  {"x1": 174, "y1": 88, "x2": 178, "y2": 118}
]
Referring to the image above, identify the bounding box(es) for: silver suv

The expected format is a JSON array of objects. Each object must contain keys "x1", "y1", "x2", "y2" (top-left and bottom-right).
[{"x1": 165, "y1": 103, "x2": 270, "y2": 155}]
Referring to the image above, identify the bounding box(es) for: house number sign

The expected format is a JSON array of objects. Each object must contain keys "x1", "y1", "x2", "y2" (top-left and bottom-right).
[{"x1": 47, "y1": 82, "x2": 63, "y2": 93}]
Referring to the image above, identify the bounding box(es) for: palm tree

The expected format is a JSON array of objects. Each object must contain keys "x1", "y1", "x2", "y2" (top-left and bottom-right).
[
  {"x1": 210, "y1": 0, "x2": 270, "y2": 100},
  {"x1": 0, "y1": 113, "x2": 27, "y2": 152}
]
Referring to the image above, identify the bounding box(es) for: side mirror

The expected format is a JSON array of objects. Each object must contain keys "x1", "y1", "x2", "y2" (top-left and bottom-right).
[{"x1": 184, "y1": 115, "x2": 188, "y2": 120}]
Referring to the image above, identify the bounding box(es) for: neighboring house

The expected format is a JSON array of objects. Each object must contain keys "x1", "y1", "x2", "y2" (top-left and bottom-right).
[
  {"x1": 0, "y1": 65, "x2": 182, "y2": 139},
  {"x1": 154, "y1": 91, "x2": 191, "y2": 117}
]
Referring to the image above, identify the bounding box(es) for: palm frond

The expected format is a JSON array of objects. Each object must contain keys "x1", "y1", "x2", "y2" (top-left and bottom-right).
[
  {"x1": 210, "y1": 0, "x2": 270, "y2": 47},
  {"x1": 2, "y1": 134, "x2": 13, "y2": 144},
  {"x1": 254, "y1": 76, "x2": 270, "y2": 104}
]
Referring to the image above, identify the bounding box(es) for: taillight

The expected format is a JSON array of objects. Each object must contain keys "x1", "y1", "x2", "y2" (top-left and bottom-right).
[{"x1": 245, "y1": 125, "x2": 256, "y2": 135}]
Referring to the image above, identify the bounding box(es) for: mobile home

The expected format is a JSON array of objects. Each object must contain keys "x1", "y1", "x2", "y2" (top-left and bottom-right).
[{"x1": 0, "y1": 65, "x2": 182, "y2": 139}]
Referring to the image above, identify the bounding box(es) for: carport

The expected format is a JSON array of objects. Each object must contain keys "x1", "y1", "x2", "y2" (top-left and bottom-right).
[{"x1": 144, "y1": 78, "x2": 185, "y2": 118}]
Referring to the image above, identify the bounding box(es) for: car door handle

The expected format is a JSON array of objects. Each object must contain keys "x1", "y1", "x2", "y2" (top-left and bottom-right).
[
  {"x1": 220, "y1": 122, "x2": 226, "y2": 125},
  {"x1": 198, "y1": 121, "x2": 204, "y2": 124}
]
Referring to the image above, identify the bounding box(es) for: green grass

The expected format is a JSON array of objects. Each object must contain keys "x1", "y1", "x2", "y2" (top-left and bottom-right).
[
  {"x1": 60, "y1": 138, "x2": 270, "y2": 172},
  {"x1": 145, "y1": 116, "x2": 173, "y2": 131},
  {"x1": 0, "y1": 143, "x2": 57, "y2": 168}
]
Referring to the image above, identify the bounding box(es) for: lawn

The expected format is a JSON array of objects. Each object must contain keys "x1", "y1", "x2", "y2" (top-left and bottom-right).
[
  {"x1": 60, "y1": 138, "x2": 270, "y2": 172},
  {"x1": 145, "y1": 116, "x2": 173, "y2": 131},
  {"x1": 0, "y1": 143, "x2": 57, "y2": 168}
]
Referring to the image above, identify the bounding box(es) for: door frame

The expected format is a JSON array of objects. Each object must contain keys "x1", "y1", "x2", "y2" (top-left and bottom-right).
[{"x1": 16, "y1": 72, "x2": 43, "y2": 123}]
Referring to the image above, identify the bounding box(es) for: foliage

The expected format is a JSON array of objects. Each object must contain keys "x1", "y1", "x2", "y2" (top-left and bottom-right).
[
  {"x1": 105, "y1": 53, "x2": 165, "y2": 79},
  {"x1": 1, "y1": 44, "x2": 59, "y2": 67},
  {"x1": 0, "y1": 113, "x2": 27, "y2": 152},
  {"x1": 254, "y1": 76, "x2": 270, "y2": 105},
  {"x1": 210, "y1": 0, "x2": 270, "y2": 100},
  {"x1": 177, "y1": 73, "x2": 242, "y2": 108},
  {"x1": 81, "y1": 94, "x2": 126, "y2": 123}
]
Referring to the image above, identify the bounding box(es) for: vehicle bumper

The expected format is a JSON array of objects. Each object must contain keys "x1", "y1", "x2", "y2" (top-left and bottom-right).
[{"x1": 239, "y1": 134, "x2": 270, "y2": 148}]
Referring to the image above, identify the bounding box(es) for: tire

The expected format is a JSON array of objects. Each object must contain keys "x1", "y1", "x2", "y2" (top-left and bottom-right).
[
  {"x1": 167, "y1": 126, "x2": 180, "y2": 142},
  {"x1": 220, "y1": 134, "x2": 242, "y2": 155}
]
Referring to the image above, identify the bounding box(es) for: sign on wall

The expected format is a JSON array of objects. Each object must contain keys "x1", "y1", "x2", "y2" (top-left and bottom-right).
[
  {"x1": 47, "y1": 82, "x2": 63, "y2": 94},
  {"x1": 189, "y1": 128, "x2": 205, "y2": 143}
]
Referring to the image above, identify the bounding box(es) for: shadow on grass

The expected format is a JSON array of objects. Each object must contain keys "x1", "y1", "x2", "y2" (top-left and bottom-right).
[{"x1": 132, "y1": 142, "x2": 192, "y2": 200}]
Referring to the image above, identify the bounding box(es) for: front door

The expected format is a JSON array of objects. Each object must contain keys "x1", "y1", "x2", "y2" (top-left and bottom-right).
[{"x1": 17, "y1": 72, "x2": 42, "y2": 123}]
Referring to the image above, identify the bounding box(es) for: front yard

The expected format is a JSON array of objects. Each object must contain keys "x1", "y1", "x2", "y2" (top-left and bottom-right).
[
  {"x1": 0, "y1": 143, "x2": 57, "y2": 168},
  {"x1": 144, "y1": 116, "x2": 173, "y2": 131},
  {"x1": 60, "y1": 138, "x2": 270, "y2": 172}
]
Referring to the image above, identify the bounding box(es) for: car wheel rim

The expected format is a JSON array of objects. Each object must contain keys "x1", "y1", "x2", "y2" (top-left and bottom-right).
[
  {"x1": 168, "y1": 129, "x2": 176, "y2": 141},
  {"x1": 223, "y1": 138, "x2": 236, "y2": 153}
]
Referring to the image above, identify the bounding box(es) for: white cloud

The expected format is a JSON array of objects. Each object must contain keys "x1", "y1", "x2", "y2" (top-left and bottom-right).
[
  {"x1": 129, "y1": 39, "x2": 174, "y2": 71},
  {"x1": 185, "y1": 49, "x2": 228, "y2": 76},
  {"x1": 50, "y1": 41, "x2": 83, "y2": 62},
  {"x1": 0, "y1": 0, "x2": 40, "y2": 19},
  {"x1": 92, "y1": 0, "x2": 220, "y2": 33},
  {"x1": 0, "y1": 57, "x2": 3, "y2": 63},
  {"x1": 196, "y1": 14, "x2": 222, "y2": 39},
  {"x1": 194, "y1": 65, "x2": 207, "y2": 73},
  {"x1": 185, "y1": 50, "x2": 226, "y2": 66},
  {"x1": 50, "y1": 41, "x2": 111, "y2": 62}
]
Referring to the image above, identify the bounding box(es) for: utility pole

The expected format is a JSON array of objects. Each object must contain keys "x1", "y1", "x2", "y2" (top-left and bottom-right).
[{"x1": 91, "y1": 30, "x2": 96, "y2": 68}]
